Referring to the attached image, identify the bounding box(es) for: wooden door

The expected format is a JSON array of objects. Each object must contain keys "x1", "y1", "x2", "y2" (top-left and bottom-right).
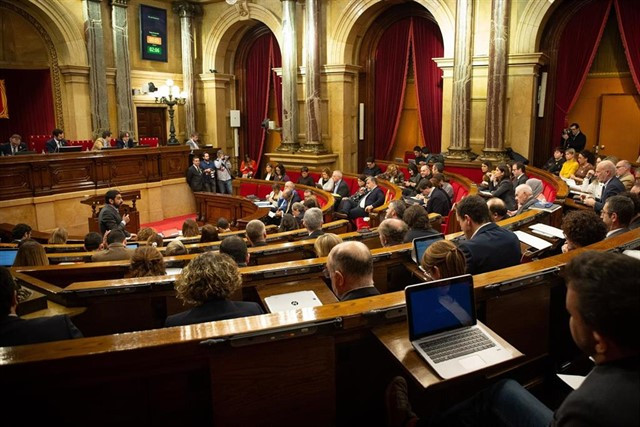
[
  {"x1": 136, "y1": 107, "x2": 166, "y2": 146},
  {"x1": 598, "y1": 94, "x2": 640, "y2": 161}
]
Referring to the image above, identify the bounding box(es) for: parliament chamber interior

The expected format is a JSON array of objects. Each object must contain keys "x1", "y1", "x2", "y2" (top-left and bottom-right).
[{"x1": 0, "y1": 0, "x2": 639, "y2": 425}]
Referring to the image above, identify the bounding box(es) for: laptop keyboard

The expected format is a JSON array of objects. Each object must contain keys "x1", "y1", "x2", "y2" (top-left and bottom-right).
[{"x1": 419, "y1": 328, "x2": 495, "y2": 363}]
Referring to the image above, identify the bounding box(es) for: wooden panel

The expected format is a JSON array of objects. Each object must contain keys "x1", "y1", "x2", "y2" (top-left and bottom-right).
[
  {"x1": 598, "y1": 94, "x2": 640, "y2": 161},
  {"x1": 0, "y1": 163, "x2": 32, "y2": 198},
  {"x1": 137, "y1": 106, "x2": 167, "y2": 146},
  {"x1": 109, "y1": 155, "x2": 148, "y2": 185}
]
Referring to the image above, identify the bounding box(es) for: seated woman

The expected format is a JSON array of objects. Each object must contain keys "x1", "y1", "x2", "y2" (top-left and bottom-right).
[
  {"x1": 146, "y1": 232, "x2": 164, "y2": 248},
  {"x1": 128, "y1": 246, "x2": 166, "y2": 278},
  {"x1": 262, "y1": 162, "x2": 276, "y2": 181},
  {"x1": 136, "y1": 227, "x2": 156, "y2": 242},
  {"x1": 419, "y1": 240, "x2": 466, "y2": 281},
  {"x1": 317, "y1": 167, "x2": 334, "y2": 191},
  {"x1": 165, "y1": 252, "x2": 264, "y2": 327},
  {"x1": 13, "y1": 240, "x2": 49, "y2": 267},
  {"x1": 165, "y1": 240, "x2": 188, "y2": 256},
  {"x1": 561, "y1": 210, "x2": 607, "y2": 253},
  {"x1": 181, "y1": 219, "x2": 200, "y2": 238},
  {"x1": 314, "y1": 233, "x2": 343, "y2": 258},
  {"x1": 402, "y1": 204, "x2": 439, "y2": 243},
  {"x1": 91, "y1": 130, "x2": 112, "y2": 151},
  {"x1": 402, "y1": 163, "x2": 421, "y2": 197},
  {"x1": 384, "y1": 164, "x2": 405, "y2": 185},
  {"x1": 559, "y1": 148, "x2": 579, "y2": 179},
  {"x1": 337, "y1": 174, "x2": 367, "y2": 214},
  {"x1": 240, "y1": 154, "x2": 257, "y2": 178},
  {"x1": 487, "y1": 163, "x2": 517, "y2": 211},
  {"x1": 570, "y1": 149, "x2": 595, "y2": 184},
  {"x1": 478, "y1": 161, "x2": 492, "y2": 189},
  {"x1": 274, "y1": 163, "x2": 291, "y2": 182},
  {"x1": 48, "y1": 227, "x2": 68, "y2": 244},
  {"x1": 200, "y1": 225, "x2": 219, "y2": 243},
  {"x1": 526, "y1": 178, "x2": 547, "y2": 203},
  {"x1": 266, "y1": 183, "x2": 282, "y2": 206}
]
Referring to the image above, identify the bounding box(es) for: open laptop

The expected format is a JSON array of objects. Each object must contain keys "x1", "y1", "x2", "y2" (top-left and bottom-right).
[
  {"x1": 58, "y1": 145, "x2": 82, "y2": 152},
  {"x1": 264, "y1": 290, "x2": 322, "y2": 313},
  {"x1": 406, "y1": 274, "x2": 514, "y2": 379},
  {"x1": 411, "y1": 233, "x2": 444, "y2": 264},
  {"x1": 0, "y1": 248, "x2": 18, "y2": 267}
]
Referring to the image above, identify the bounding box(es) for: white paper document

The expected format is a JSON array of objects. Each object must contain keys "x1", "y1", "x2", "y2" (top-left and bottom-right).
[
  {"x1": 514, "y1": 230, "x2": 552, "y2": 250},
  {"x1": 557, "y1": 374, "x2": 586, "y2": 390},
  {"x1": 529, "y1": 223, "x2": 565, "y2": 239},
  {"x1": 264, "y1": 290, "x2": 322, "y2": 313}
]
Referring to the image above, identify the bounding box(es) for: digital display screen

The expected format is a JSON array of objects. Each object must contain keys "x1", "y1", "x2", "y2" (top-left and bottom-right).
[
  {"x1": 0, "y1": 249, "x2": 18, "y2": 267},
  {"x1": 140, "y1": 5, "x2": 167, "y2": 62}
]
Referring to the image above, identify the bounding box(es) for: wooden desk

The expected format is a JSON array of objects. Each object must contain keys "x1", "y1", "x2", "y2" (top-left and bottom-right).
[
  {"x1": 256, "y1": 279, "x2": 338, "y2": 312},
  {"x1": 372, "y1": 320, "x2": 523, "y2": 389}
]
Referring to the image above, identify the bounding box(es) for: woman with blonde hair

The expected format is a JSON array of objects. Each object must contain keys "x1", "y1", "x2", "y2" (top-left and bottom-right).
[
  {"x1": 419, "y1": 240, "x2": 466, "y2": 281},
  {"x1": 314, "y1": 233, "x2": 343, "y2": 258},
  {"x1": 48, "y1": 227, "x2": 68, "y2": 244},
  {"x1": 13, "y1": 240, "x2": 49, "y2": 267},
  {"x1": 385, "y1": 164, "x2": 405, "y2": 185},
  {"x1": 181, "y1": 219, "x2": 199, "y2": 238},
  {"x1": 146, "y1": 231, "x2": 164, "y2": 248},
  {"x1": 128, "y1": 246, "x2": 165, "y2": 278},
  {"x1": 136, "y1": 227, "x2": 155, "y2": 242},
  {"x1": 165, "y1": 239, "x2": 188, "y2": 256},
  {"x1": 165, "y1": 252, "x2": 263, "y2": 326}
]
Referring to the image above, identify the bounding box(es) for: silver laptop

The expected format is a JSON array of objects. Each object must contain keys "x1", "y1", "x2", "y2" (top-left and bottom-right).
[
  {"x1": 264, "y1": 290, "x2": 322, "y2": 313},
  {"x1": 411, "y1": 234, "x2": 444, "y2": 264},
  {"x1": 406, "y1": 274, "x2": 514, "y2": 379}
]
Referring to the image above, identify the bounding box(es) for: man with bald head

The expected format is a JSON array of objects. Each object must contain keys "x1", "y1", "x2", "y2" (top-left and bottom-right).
[
  {"x1": 616, "y1": 160, "x2": 634, "y2": 190},
  {"x1": 512, "y1": 184, "x2": 537, "y2": 216},
  {"x1": 331, "y1": 170, "x2": 351, "y2": 199},
  {"x1": 583, "y1": 160, "x2": 625, "y2": 214},
  {"x1": 378, "y1": 218, "x2": 408, "y2": 247},
  {"x1": 326, "y1": 241, "x2": 380, "y2": 301}
]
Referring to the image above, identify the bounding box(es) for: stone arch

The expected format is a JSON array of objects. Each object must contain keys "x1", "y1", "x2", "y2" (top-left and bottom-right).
[
  {"x1": 511, "y1": 0, "x2": 561, "y2": 53},
  {"x1": 203, "y1": 4, "x2": 282, "y2": 74},
  {"x1": 330, "y1": 0, "x2": 454, "y2": 65}
]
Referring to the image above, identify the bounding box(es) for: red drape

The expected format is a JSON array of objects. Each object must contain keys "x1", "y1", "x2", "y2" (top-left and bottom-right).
[
  {"x1": 411, "y1": 17, "x2": 444, "y2": 154},
  {"x1": 374, "y1": 19, "x2": 411, "y2": 160},
  {"x1": 552, "y1": 0, "x2": 612, "y2": 144},
  {"x1": 614, "y1": 0, "x2": 640, "y2": 94},
  {"x1": 0, "y1": 69, "x2": 55, "y2": 143}
]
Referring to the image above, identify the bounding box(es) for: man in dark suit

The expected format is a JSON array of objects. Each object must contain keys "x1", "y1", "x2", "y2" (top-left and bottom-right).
[
  {"x1": 561, "y1": 122, "x2": 586, "y2": 152},
  {"x1": 187, "y1": 157, "x2": 205, "y2": 221},
  {"x1": 91, "y1": 230, "x2": 133, "y2": 262},
  {"x1": 200, "y1": 152, "x2": 215, "y2": 193},
  {"x1": 303, "y1": 207, "x2": 325, "y2": 238},
  {"x1": 98, "y1": 189, "x2": 131, "y2": 237},
  {"x1": 165, "y1": 252, "x2": 263, "y2": 327},
  {"x1": 512, "y1": 184, "x2": 538, "y2": 216},
  {"x1": 331, "y1": 170, "x2": 351, "y2": 199},
  {"x1": 1, "y1": 134, "x2": 28, "y2": 155},
  {"x1": 455, "y1": 195, "x2": 521, "y2": 275},
  {"x1": 220, "y1": 236, "x2": 250, "y2": 267},
  {"x1": 245, "y1": 220, "x2": 268, "y2": 247},
  {"x1": 115, "y1": 132, "x2": 134, "y2": 149},
  {"x1": 326, "y1": 241, "x2": 380, "y2": 301},
  {"x1": 362, "y1": 157, "x2": 382, "y2": 177},
  {"x1": 416, "y1": 180, "x2": 450, "y2": 217},
  {"x1": 583, "y1": 160, "x2": 625, "y2": 214},
  {"x1": 601, "y1": 195, "x2": 633, "y2": 239},
  {"x1": 348, "y1": 176, "x2": 385, "y2": 220},
  {"x1": 511, "y1": 162, "x2": 528, "y2": 187},
  {"x1": 45, "y1": 128, "x2": 66, "y2": 153},
  {"x1": 0, "y1": 267, "x2": 83, "y2": 347}
]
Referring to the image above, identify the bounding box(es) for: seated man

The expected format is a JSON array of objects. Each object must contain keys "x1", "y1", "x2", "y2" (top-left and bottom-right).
[
  {"x1": 83, "y1": 231, "x2": 103, "y2": 252},
  {"x1": 216, "y1": 217, "x2": 232, "y2": 233},
  {"x1": 331, "y1": 170, "x2": 351, "y2": 200},
  {"x1": 616, "y1": 160, "x2": 634, "y2": 190},
  {"x1": 455, "y1": 195, "x2": 521, "y2": 274},
  {"x1": 296, "y1": 166, "x2": 316, "y2": 187},
  {"x1": 511, "y1": 162, "x2": 528, "y2": 187},
  {"x1": 0, "y1": 267, "x2": 83, "y2": 347},
  {"x1": 348, "y1": 176, "x2": 385, "y2": 220},
  {"x1": 303, "y1": 207, "x2": 324, "y2": 238},
  {"x1": 583, "y1": 160, "x2": 625, "y2": 214},
  {"x1": 387, "y1": 250, "x2": 640, "y2": 427},
  {"x1": 511, "y1": 184, "x2": 537, "y2": 216},
  {"x1": 601, "y1": 195, "x2": 634, "y2": 239},
  {"x1": 561, "y1": 210, "x2": 607, "y2": 253},
  {"x1": 384, "y1": 199, "x2": 407, "y2": 221},
  {"x1": 326, "y1": 241, "x2": 380, "y2": 301},
  {"x1": 219, "y1": 236, "x2": 249, "y2": 267},
  {"x1": 416, "y1": 180, "x2": 451, "y2": 217},
  {"x1": 542, "y1": 146, "x2": 566, "y2": 175},
  {"x1": 245, "y1": 219, "x2": 267, "y2": 247},
  {"x1": 378, "y1": 218, "x2": 408, "y2": 247},
  {"x1": 284, "y1": 180, "x2": 301, "y2": 204},
  {"x1": 0, "y1": 134, "x2": 28, "y2": 156},
  {"x1": 91, "y1": 230, "x2": 133, "y2": 262},
  {"x1": 362, "y1": 156, "x2": 382, "y2": 177},
  {"x1": 11, "y1": 223, "x2": 32, "y2": 244},
  {"x1": 45, "y1": 128, "x2": 66, "y2": 153},
  {"x1": 486, "y1": 197, "x2": 507, "y2": 222}
]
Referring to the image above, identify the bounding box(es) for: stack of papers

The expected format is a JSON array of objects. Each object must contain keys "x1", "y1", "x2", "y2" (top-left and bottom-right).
[
  {"x1": 514, "y1": 230, "x2": 552, "y2": 250},
  {"x1": 529, "y1": 223, "x2": 565, "y2": 239}
]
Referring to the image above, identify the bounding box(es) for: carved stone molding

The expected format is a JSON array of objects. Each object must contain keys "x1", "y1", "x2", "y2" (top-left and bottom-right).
[
  {"x1": 172, "y1": 1, "x2": 202, "y2": 18},
  {"x1": 0, "y1": 0, "x2": 64, "y2": 129},
  {"x1": 110, "y1": 0, "x2": 129, "y2": 7}
]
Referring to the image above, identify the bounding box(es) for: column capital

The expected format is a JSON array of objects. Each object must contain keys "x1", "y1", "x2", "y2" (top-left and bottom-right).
[
  {"x1": 110, "y1": 0, "x2": 129, "y2": 7},
  {"x1": 172, "y1": 1, "x2": 202, "y2": 18},
  {"x1": 86, "y1": 0, "x2": 103, "y2": 3}
]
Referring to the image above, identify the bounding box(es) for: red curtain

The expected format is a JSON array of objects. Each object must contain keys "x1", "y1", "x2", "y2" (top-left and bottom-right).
[
  {"x1": 411, "y1": 17, "x2": 444, "y2": 154},
  {"x1": 374, "y1": 19, "x2": 411, "y2": 160},
  {"x1": 552, "y1": 0, "x2": 612, "y2": 144},
  {"x1": 0, "y1": 68, "x2": 55, "y2": 143},
  {"x1": 614, "y1": 0, "x2": 640, "y2": 94}
]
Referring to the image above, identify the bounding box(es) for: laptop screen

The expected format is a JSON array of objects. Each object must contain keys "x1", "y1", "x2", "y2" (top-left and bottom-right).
[
  {"x1": 0, "y1": 249, "x2": 18, "y2": 267},
  {"x1": 412, "y1": 234, "x2": 444, "y2": 264},
  {"x1": 406, "y1": 275, "x2": 476, "y2": 341},
  {"x1": 126, "y1": 243, "x2": 139, "y2": 249}
]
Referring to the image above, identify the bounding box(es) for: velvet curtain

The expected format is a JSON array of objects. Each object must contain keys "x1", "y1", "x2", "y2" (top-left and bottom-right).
[
  {"x1": 551, "y1": 0, "x2": 612, "y2": 144},
  {"x1": 411, "y1": 17, "x2": 444, "y2": 154},
  {"x1": 614, "y1": 0, "x2": 640, "y2": 94},
  {"x1": 374, "y1": 19, "x2": 411, "y2": 160},
  {"x1": 0, "y1": 69, "x2": 55, "y2": 144}
]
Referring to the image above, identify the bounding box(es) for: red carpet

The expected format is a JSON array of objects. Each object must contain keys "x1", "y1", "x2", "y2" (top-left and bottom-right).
[{"x1": 140, "y1": 213, "x2": 196, "y2": 236}]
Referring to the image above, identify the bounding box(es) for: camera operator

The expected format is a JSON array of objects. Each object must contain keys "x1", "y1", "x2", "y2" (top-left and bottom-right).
[
  {"x1": 214, "y1": 149, "x2": 233, "y2": 194},
  {"x1": 561, "y1": 122, "x2": 586, "y2": 152}
]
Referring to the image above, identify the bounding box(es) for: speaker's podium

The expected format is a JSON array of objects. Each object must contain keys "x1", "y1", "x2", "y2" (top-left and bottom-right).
[{"x1": 81, "y1": 190, "x2": 141, "y2": 235}]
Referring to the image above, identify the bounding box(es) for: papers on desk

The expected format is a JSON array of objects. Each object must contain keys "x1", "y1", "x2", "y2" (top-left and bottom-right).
[
  {"x1": 264, "y1": 290, "x2": 322, "y2": 313},
  {"x1": 514, "y1": 230, "x2": 552, "y2": 250},
  {"x1": 166, "y1": 267, "x2": 183, "y2": 276},
  {"x1": 563, "y1": 178, "x2": 577, "y2": 188},
  {"x1": 254, "y1": 201, "x2": 273, "y2": 208},
  {"x1": 557, "y1": 374, "x2": 586, "y2": 390},
  {"x1": 267, "y1": 211, "x2": 276, "y2": 218},
  {"x1": 529, "y1": 223, "x2": 565, "y2": 239}
]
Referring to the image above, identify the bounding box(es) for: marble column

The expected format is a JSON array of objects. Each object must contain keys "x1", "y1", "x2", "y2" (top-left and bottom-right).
[
  {"x1": 83, "y1": 0, "x2": 110, "y2": 135},
  {"x1": 173, "y1": 1, "x2": 201, "y2": 139},
  {"x1": 480, "y1": 0, "x2": 510, "y2": 162},
  {"x1": 444, "y1": 0, "x2": 475, "y2": 160},
  {"x1": 277, "y1": 0, "x2": 300, "y2": 152},
  {"x1": 111, "y1": 0, "x2": 135, "y2": 137},
  {"x1": 298, "y1": 0, "x2": 326, "y2": 154}
]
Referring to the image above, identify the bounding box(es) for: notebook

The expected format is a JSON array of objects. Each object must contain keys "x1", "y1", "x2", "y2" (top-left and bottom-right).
[
  {"x1": 411, "y1": 234, "x2": 444, "y2": 264},
  {"x1": 0, "y1": 249, "x2": 18, "y2": 267},
  {"x1": 264, "y1": 290, "x2": 322, "y2": 313},
  {"x1": 406, "y1": 274, "x2": 514, "y2": 379}
]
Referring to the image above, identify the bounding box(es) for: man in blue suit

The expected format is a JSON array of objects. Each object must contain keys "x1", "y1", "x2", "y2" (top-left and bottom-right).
[
  {"x1": 455, "y1": 195, "x2": 521, "y2": 275},
  {"x1": 348, "y1": 176, "x2": 385, "y2": 220},
  {"x1": 45, "y1": 128, "x2": 66, "y2": 153},
  {"x1": 583, "y1": 160, "x2": 625, "y2": 214}
]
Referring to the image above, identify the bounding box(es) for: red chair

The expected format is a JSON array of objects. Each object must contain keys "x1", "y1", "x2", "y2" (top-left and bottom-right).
[{"x1": 355, "y1": 217, "x2": 370, "y2": 231}]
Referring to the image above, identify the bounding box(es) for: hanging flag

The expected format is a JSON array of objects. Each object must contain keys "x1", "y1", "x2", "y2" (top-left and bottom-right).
[{"x1": 0, "y1": 79, "x2": 8, "y2": 119}]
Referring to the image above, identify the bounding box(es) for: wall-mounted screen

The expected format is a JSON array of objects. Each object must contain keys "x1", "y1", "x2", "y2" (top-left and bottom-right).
[{"x1": 140, "y1": 5, "x2": 167, "y2": 62}]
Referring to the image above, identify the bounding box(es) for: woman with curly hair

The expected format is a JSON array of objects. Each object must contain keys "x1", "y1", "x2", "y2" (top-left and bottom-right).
[
  {"x1": 128, "y1": 246, "x2": 166, "y2": 278},
  {"x1": 165, "y1": 252, "x2": 264, "y2": 327},
  {"x1": 561, "y1": 210, "x2": 607, "y2": 253}
]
